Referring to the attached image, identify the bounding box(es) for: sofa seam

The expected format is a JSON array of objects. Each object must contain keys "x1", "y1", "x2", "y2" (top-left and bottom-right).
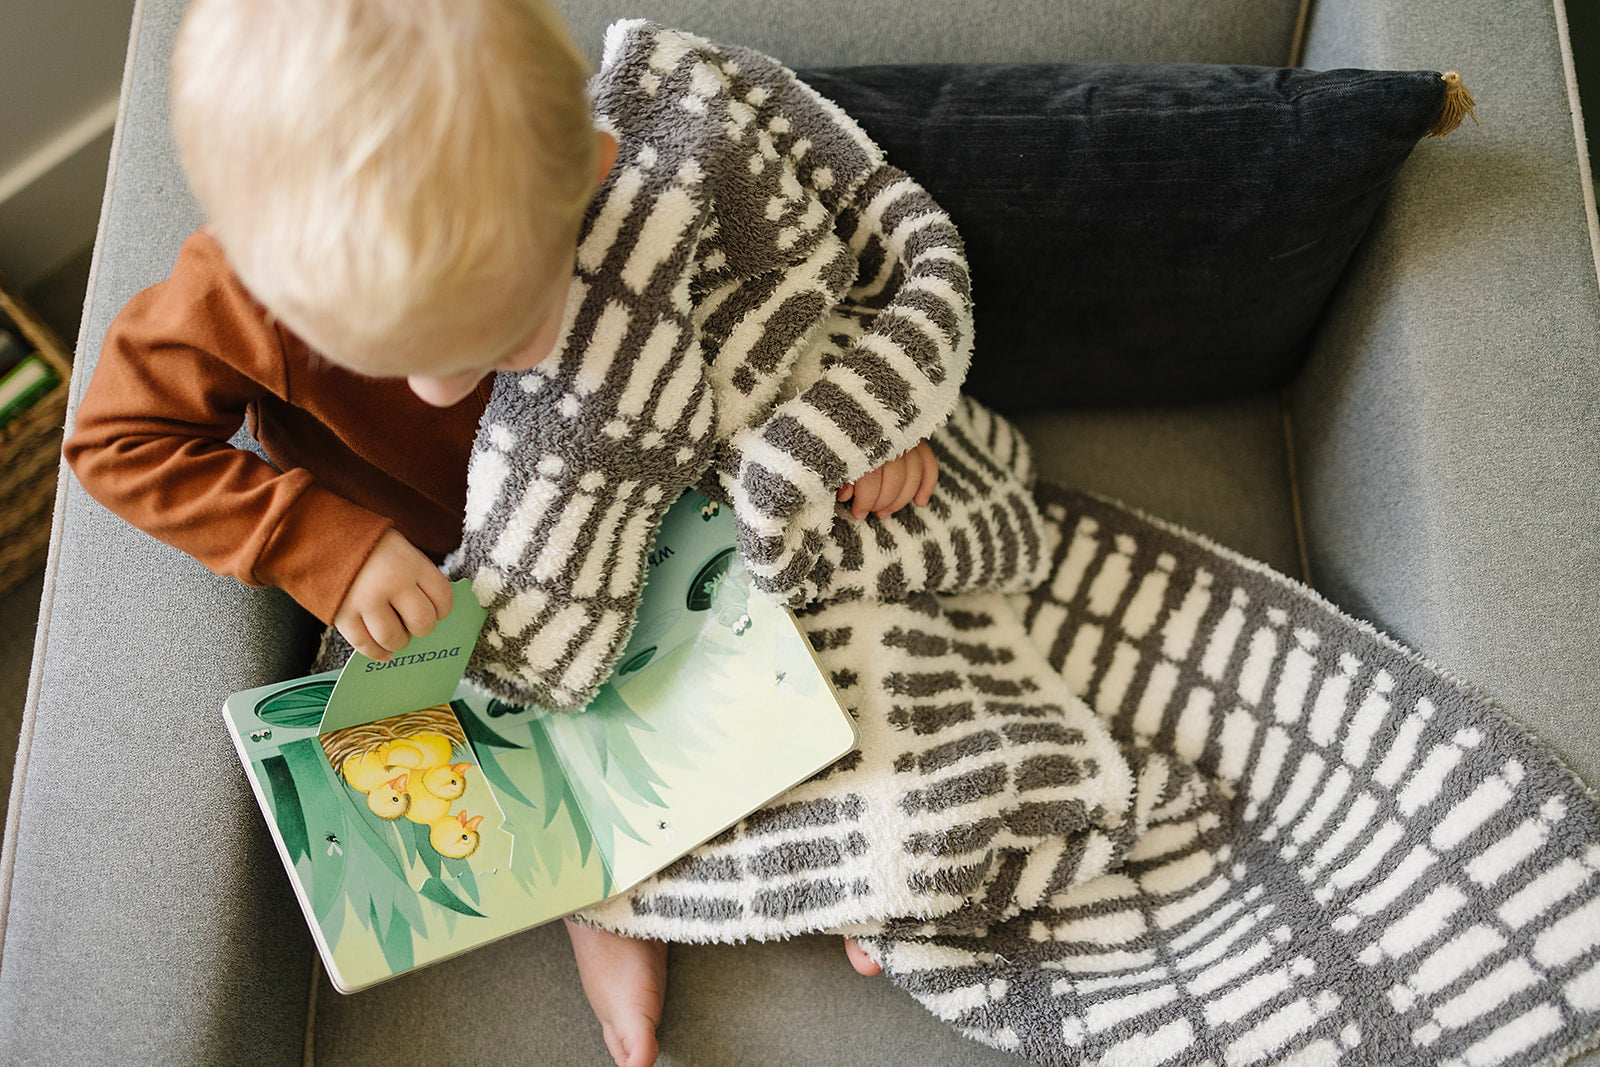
[
  {"x1": 1551, "y1": 0, "x2": 1600, "y2": 296},
  {"x1": 302, "y1": 953, "x2": 321, "y2": 1067},
  {"x1": 1279, "y1": 387, "x2": 1314, "y2": 588},
  {"x1": 1288, "y1": 0, "x2": 1315, "y2": 67}
]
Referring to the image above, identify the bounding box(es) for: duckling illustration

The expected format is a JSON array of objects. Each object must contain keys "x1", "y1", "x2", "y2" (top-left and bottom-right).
[
  {"x1": 339, "y1": 746, "x2": 401, "y2": 792},
  {"x1": 318, "y1": 710, "x2": 475, "y2": 845},
  {"x1": 333, "y1": 748, "x2": 413, "y2": 819},
  {"x1": 429, "y1": 810, "x2": 484, "y2": 859},
  {"x1": 383, "y1": 731, "x2": 455, "y2": 773},
  {"x1": 366, "y1": 772, "x2": 412, "y2": 821},
  {"x1": 400, "y1": 762, "x2": 472, "y2": 825},
  {"x1": 403, "y1": 783, "x2": 451, "y2": 826},
  {"x1": 418, "y1": 762, "x2": 471, "y2": 801}
]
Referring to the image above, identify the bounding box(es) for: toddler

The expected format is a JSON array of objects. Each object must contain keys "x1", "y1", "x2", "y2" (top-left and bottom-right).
[{"x1": 65, "y1": 1, "x2": 935, "y2": 1064}]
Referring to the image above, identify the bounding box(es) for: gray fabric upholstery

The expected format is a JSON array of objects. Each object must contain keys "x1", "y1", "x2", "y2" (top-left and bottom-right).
[
  {"x1": 4, "y1": 0, "x2": 1596, "y2": 1063},
  {"x1": 1294, "y1": 0, "x2": 1600, "y2": 789},
  {"x1": 548, "y1": 0, "x2": 1303, "y2": 69},
  {"x1": 1012, "y1": 395, "x2": 1302, "y2": 579},
  {"x1": 313, "y1": 925, "x2": 1022, "y2": 1066}
]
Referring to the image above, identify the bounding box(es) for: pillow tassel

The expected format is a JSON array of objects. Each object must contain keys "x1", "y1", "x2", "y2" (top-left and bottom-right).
[{"x1": 1427, "y1": 71, "x2": 1478, "y2": 137}]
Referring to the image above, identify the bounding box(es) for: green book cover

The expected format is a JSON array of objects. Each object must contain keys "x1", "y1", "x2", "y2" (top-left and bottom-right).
[{"x1": 223, "y1": 491, "x2": 858, "y2": 993}]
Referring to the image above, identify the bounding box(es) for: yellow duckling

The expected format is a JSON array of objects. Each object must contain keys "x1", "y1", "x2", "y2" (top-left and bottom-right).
[
  {"x1": 339, "y1": 747, "x2": 401, "y2": 793},
  {"x1": 429, "y1": 810, "x2": 484, "y2": 859},
  {"x1": 403, "y1": 782, "x2": 451, "y2": 826},
  {"x1": 401, "y1": 762, "x2": 472, "y2": 825},
  {"x1": 383, "y1": 732, "x2": 455, "y2": 773},
  {"x1": 364, "y1": 773, "x2": 411, "y2": 821},
  {"x1": 418, "y1": 762, "x2": 471, "y2": 801}
]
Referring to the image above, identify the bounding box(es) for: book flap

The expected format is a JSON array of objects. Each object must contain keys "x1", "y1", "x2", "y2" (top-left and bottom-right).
[{"x1": 319, "y1": 579, "x2": 488, "y2": 734}]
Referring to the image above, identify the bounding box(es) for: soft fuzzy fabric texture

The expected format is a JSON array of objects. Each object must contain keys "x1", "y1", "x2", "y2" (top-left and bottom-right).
[
  {"x1": 582, "y1": 485, "x2": 1600, "y2": 1066},
  {"x1": 440, "y1": 21, "x2": 1050, "y2": 709}
]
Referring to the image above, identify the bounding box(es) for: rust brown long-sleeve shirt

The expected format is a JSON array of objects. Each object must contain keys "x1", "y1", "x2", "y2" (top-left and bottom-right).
[{"x1": 64, "y1": 230, "x2": 488, "y2": 623}]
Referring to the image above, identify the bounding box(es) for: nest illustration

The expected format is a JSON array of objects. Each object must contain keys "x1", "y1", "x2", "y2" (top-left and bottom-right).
[{"x1": 319, "y1": 704, "x2": 465, "y2": 771}]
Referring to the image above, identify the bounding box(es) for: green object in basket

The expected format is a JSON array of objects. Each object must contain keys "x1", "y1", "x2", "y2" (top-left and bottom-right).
[{"x1": 0, "y1": 354, "x2": 57, "y2": 430}]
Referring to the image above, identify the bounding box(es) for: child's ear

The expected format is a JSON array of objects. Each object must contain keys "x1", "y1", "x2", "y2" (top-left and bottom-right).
[{"x1": 595, "y1": 131, "x2": 619, "y2": 183}]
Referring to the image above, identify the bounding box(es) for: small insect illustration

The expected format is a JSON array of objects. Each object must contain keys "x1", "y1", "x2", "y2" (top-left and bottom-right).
[
  {"x1": 324, "y1": 833, "x2": 343, "y2": 857},
  {"x1": 486, "y1": 699, "x2": 528, "y2": 719},
  {"x1": 713, "y1": 608, "x2": 753, "y2": 635},
  {"x1": 699, "y1": 501, "x2": 720, "y2": 521},
  {"x1": 250, "y1": 729, "x2": 273, "y2": 743},
  {"x1": 658, "y1": 819, "x2": 676, "y2": 844},
  {"x1": 774, "y1": 670, "x2": 794, "y2": 695}
]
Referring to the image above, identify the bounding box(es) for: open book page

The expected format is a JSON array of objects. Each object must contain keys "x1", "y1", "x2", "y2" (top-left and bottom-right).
[{"x1": 223, "y1": 492, "x2": 857, "y2": 992}]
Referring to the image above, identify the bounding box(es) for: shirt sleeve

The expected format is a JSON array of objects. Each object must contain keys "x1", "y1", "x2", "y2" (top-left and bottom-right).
[{"x1": 63, "y1": 232, "x2": 393, "y2": 623}]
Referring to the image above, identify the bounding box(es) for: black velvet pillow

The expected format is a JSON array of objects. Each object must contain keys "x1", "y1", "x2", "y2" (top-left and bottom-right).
[{"x1": 795, "y1": 64, "x2": 1450, "y2": 410}]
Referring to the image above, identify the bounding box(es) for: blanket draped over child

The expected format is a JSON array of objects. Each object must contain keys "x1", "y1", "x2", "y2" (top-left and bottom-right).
[
  {"x1": 428, "y1": 15, "x2": 1140, "y2": 947},
  {"x1": 322, "y1": 22, "x2": 1600, "y2": 1064}
]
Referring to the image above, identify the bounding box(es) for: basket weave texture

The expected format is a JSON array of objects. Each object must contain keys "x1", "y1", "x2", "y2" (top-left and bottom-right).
[{"x1": 0, "y1": 284, "x2": 71, "y2": 599}]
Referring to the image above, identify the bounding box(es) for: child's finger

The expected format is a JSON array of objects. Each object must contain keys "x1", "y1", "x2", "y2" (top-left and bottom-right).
[
  {"x1": 338, "y1": 617, "x2": 388, "y2": 662},
  {"x1": 882, "y1": 449, "x2": 924, "y2": 516},
  {"x1": 392, "y1": 585, "x2": 441, "y2": 641},
  {"x1": 914, "y1": 442, "x2": 939, "y2": 506},
  {"x1": 418, "y1": 566, "x2": 454, "y2": 620},
  {"x1": 837, "y1": 482, "x2": 855, "y2": 503},
  {"x1": 867, "y1": 459, "x2": 907, "y2": 519},
  {"x1": 363, "y1": 605, "x2": 412, "y2": 657},
  {"x1": 851, "y1": 468, "x2": 884, "y2": 519}
]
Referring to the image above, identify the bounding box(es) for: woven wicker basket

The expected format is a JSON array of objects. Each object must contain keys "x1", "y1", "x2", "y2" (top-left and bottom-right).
[{"x1": 0, "y1": 283, "x2": 72, "y2": 599}]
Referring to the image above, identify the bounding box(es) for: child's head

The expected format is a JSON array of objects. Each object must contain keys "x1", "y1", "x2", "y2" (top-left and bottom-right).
[{"x1": 173, "y1": 0, "x2": 608, "y2": 398}]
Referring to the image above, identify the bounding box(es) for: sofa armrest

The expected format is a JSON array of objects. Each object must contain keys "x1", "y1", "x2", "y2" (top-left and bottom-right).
[
  {"x1": 0, "y1": 0, "x2": 322, "y2": 1059},
  {"x1": 0, "y1": 483, "x2": 319, "y2": 1062},
  {"x1": 1293, "y1": 0, "x2": 1600, "y2": 784}
]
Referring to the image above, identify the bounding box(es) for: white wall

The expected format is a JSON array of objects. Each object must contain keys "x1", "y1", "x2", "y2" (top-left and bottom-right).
[{"x1": 0, "y1": 0, "x2": 138, "y2": 289}]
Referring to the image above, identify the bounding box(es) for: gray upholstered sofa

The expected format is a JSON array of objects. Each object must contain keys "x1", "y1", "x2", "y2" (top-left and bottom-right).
[{"x1": 3, "y1": 0, "x2": 1596, "y2": 1063}]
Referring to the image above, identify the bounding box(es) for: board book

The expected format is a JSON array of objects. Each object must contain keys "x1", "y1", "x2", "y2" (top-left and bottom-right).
[{"x1": 223, "y1": 492, "x2": 859, "y2": 992}]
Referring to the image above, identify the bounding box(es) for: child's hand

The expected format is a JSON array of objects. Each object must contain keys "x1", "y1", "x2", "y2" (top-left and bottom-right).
[
  {"x1": 837, "y1": 440, "x2": 938, "y2": 520},
  {"x1": 334, "y1": 529, "x2": 455, "y2": 661}
]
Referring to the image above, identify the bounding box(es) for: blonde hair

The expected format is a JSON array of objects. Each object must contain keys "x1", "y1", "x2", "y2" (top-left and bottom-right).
[{"x1": 172, "y1": 0, "x2": 598, "y2": 373}]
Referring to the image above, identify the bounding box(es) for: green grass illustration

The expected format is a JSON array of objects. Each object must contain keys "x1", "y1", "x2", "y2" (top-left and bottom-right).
[
  {"x1": 253, "y1": 692, "x2": 485, "y2": 973},
  {"x1": 458, "y1": 695, "x2": 667, "y2": 898},
  {"x1": 254, "y1": 679, "x2": 334, "y2": 728}
]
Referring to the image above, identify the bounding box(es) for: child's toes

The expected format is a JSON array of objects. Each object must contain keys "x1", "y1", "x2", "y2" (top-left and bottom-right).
[
  {"x1": 567, "y1": 921, "x2": 667, "y2": 1067},
  {"x1": 844, "y1": 937, "x2": 883, "y2": 976},
  {"x1": 602, "y1": 1020, "x2": 659, "y2": 1067}
]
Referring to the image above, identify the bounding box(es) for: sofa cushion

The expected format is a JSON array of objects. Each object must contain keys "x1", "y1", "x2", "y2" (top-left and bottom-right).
[{"x1": 796, "y1": 64, "x2": 1451, "y2": 410}]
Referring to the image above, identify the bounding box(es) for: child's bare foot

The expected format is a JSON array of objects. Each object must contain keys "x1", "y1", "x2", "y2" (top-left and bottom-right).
[
  {"x1": 565, "y1": 919, "x2": 668, "y2": 1067},
  {"x1": 844, "y1": 937, "x2": 883, "y2": 976}
]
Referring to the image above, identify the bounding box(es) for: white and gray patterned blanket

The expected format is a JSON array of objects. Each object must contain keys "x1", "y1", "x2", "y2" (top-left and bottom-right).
[
  {"x1": 587, "y1": 485, "x2": 1600, "y2": 1065},
  {"x1": 323, "y1": 22, "x2": 1600, "y2": 1063}
]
